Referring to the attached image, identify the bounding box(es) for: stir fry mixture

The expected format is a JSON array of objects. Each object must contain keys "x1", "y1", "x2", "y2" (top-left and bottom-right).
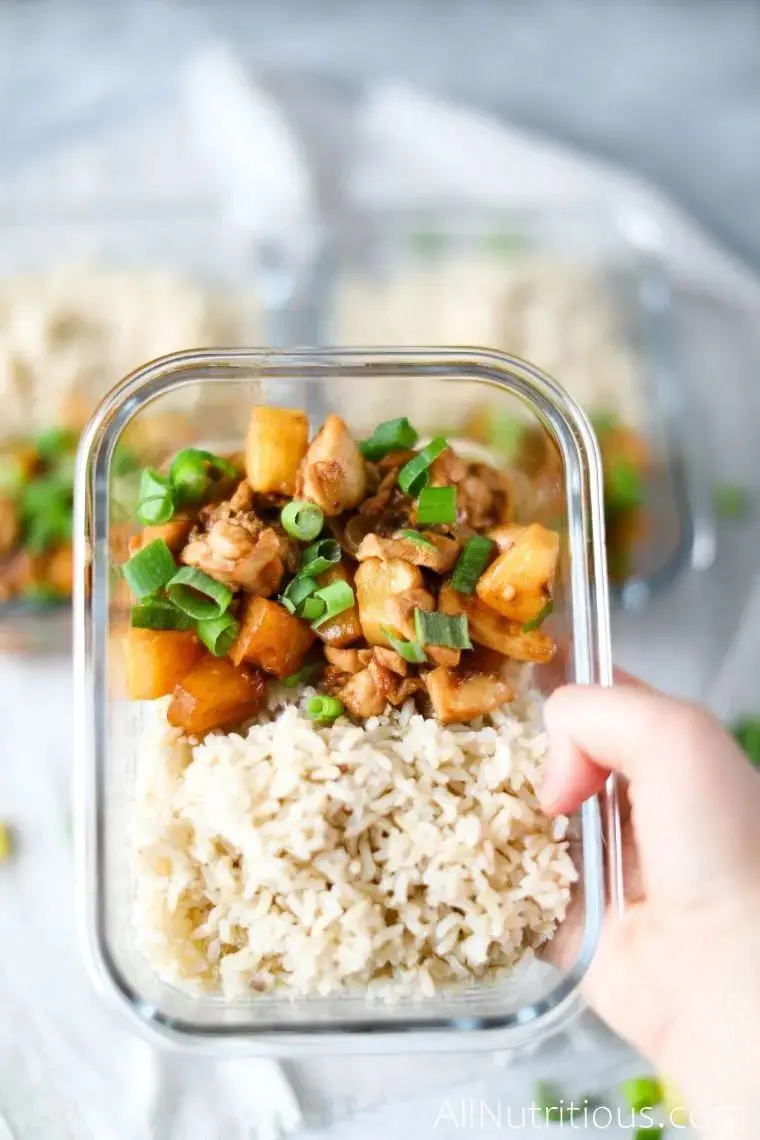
[
  {"x1": 121, "y1": 408, "x2": 559, "y2": 733},
  {"x1": 467, "y1": 407, "x2": 648, "y2": 584},
  {"x1": 0, "y1": 428, "x2": 78, "y2": 603}
]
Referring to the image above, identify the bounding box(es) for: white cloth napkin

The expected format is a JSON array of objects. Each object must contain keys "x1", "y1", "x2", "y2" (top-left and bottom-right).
[{"x1": 1, "y1": 68, "x2": 752, "y2": 1140}]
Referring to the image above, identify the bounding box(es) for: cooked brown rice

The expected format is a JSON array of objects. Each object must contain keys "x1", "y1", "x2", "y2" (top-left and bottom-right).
[{"x1": 131, "y1": 681, "x2": 576, "y2": 1000}]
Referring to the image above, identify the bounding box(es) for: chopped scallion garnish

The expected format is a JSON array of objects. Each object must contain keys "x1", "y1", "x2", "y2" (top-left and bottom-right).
[
  {"x1": 398, "y1": 436, "x2": 449, "y2": 496},
  {"x1": 606, "y1": 459, "x2": 644, "y2": 510},
  {"x1": 167, "y1": 566, "x2": 233, "y2": 619},
  {"x1": 169, "y1": 448, "x2": 237, "y2": 504},
  {"x1": 306, "y1": 695, "x2": 345, "y2": 724},
  {"x1": 196, "y1": 612, "x2": 240, "y2": 657},
  {"x1": 136, "y1": 468, "x2": 176, "y2": 526},
  {"x1": 398, "y1": 528, "x2": 435, "y2": 548},
  {"x1": 281, "y1": 575, "x2": 318, "y2": 613},
  {"x1": 298, "y1": 537, "x2": 341, "y2": 578},
  {"x1": 122, "y1": 538, "x2": 177, "y2": 600},
  {"x1": 416, "y1": 485, "x2": 456, "y2": 525},
  {"x1": 300, "y1": 596, "x2": 326, "y2": 621},
  {"x1": 522, "y1": 598, "x2": 554, "y2": 633},
  {"x1": 359, "y1": 417, "x2": 419, "y2": 461},
  {"x1": 381, "y1": 625, "x2": 427, "y2": 664},
  {"x1": 414, "y1": 608, "x2": 472, "y2": 649},
  {"x1": 451, "y1": 535, "x2": 494, "y2": 594},
  {"x1": 311, "y1": 580, "x2": 355, "y2": 628},
  {"x1": 36, "y1": 426, "x2": 76, "y2": 460},
  {"x1": 283, "y1": 663, "x2": 324, "y2": 688},
  {"x1": 130, "y1": 598, "x2": 194, "y2": 631},
  {"x1": 281, "y1": 500, "x2": 324, "y2": 541},
  {"x1": 713, "y1": 483, "x2": 751, "y2": 519},
  {"x1": 620, "y1": 1077, "x2": 664, "y2": 1115}
]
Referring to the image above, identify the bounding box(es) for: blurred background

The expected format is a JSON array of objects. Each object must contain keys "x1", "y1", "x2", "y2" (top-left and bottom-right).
[{"x1": 1, "y1": 1, "x2": 759, "y2": 1137}]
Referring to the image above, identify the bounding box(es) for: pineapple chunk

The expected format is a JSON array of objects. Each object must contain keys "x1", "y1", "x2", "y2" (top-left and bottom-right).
[
  {"x1": 440, "y1": 580, "x2": 554, "y2": 664},
  {"x1": 124, "y1": 628, "x2": 205, "y2": 700},
  {"x1": 246, "y1": 406, "x2": 309, "y2": 496},
  {"x1": 168, "y1": 656, "x2": 267, "y2": 734},
  {"x1": 476, "y1": 523, "x2": 559, "y2": 624},
  {"x1": 230, "y1": 596, "x2": 315, "y2": 678}
]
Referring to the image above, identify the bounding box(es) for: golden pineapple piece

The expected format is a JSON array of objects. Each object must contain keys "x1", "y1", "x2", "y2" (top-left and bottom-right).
[{"x1": 245, "y1": 406, "x2": 309, "y2": 496}]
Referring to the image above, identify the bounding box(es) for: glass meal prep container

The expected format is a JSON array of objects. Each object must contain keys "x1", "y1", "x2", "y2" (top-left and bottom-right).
[
  {"x1": 0, "y1": 208, "x2": 307, "y2": 655},
  {"x1": 319, "y1": 206, "x2": 716, "y2": 611},
  {"x1": 75, "y1": 345, "x2": 620, "y2": 1054}
]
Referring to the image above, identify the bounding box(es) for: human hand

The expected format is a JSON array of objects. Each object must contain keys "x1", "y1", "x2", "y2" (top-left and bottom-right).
[{"x1": 541, "y1": 680, "x2": 760, "y2": 1138}]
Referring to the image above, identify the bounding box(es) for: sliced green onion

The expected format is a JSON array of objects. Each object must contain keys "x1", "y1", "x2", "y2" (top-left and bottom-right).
[
  {"x1": 606, "y1": 459, "x2": 644, "y2": 510},
  {"x1": 298, "y1": 537, "x2": 341, "y2": 578},
  {"x1": 306, "y1": 695, "x2": 345, "y2": 724},
  {"x1": 311, "y1": 580, "x2": 354, "y2": 628},
  {"x1": 398, "y1": 528, "x2": 435, "y2": 548},
  {"x1": 398, "y1": 436, "x2": 449, "y2": 496},
  {"x1": 632, "y1": 1128, "x2": 664, "y2": 1140},
  {"x1": 281, "y1": 575, "x2": 318, "y2": 613},
  {"x1": 713, "y1": 482, "x2": 751, "y2": 520},
  {"x1": 21, "y1": 581, "x2": 65, "y2": 604},
  {"x1": 136, "y1": 468, "x2": 176, "y2": 526},
  {"x1": 414, "y1": 608, "x2": 472, "y2": 649},
  {"x1": 283, "y1": 663, "x2": 324, "y2": 688},
  {"x1": 620, "y1": 1077, "x2": 664, "y2": 1115},
  {"x1": 359, "y1": 417, "x2": 419, "y2": 461},
  {"x1": 196, "y1": 613, "x2": 240, "y2": 657},
  {"x1": 732, "y1": 717, "x2": 760, "y2": 766},
  {"x1": 23, "y1": 497, "x2": 72, "y2": 554},
  {"x1": 169, "y1": 448, "x2": 237, "y2": 504},
  {"x1": 416, "y1": 485, "x2": 456, "y2": 525},
  {"x1": 130, "y1": 598, "x2": 194, "y2": 631},
  {"x1": 522, "y1": 598, "x2": 554, "y2": 633},
  {"x1": 487, "y1": 412, "x2": 525, "y2": 459},
  {"x1": 300, "y1": 596, "x2": 326, "y2": 622},
  {"x1": 590, "y1": 411, "x2": 619, "y2": 437},
  {"x1": 451, "y1": 535, "x2": 495, "y2": 594},
  {"x1": 167, "y1": 566, "x2": 233, "y2": 619},
  {"x1": 381, "y1": 625, "x2": 427, "y2": 664},
  {"x1": 534, "y1": 1082, "x2": 562, "y2": 1118},
  {"x1": 122, "y1": 538, "x2": 177, "y2": 600},
  {"x1": 281, "y1": 500, "x2": 324, "y2": 541},
  {"x1": 36, "y1": 426, "x2": 76, "y2": 460},
  {"x1": 0, "y1": 454, "x2": 27, "y2": 495}
]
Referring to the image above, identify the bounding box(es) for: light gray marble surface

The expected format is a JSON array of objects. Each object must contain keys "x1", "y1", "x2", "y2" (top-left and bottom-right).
[{"x1": 3, "y1": 0, "x2": 760, "y2": 272}]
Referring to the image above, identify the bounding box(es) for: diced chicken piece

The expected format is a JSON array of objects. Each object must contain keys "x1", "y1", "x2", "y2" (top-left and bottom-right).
[
  {"x1": 124, "y1": 628, "x2": 205, "y2": 700},
  {"x1": 355, "y1": 557, "x2": 431, "y2": 646},
  {"x1": 181, "y1": 522, "x2": 283, "y2": 595},
  {"x1": 324, "y1": 647, "x2": 362, "y2": 674},
  {"x1": 0, "y1": 495, "x2": 19, "y2": 556},
  {"x1": 439, "y1": 579, "x2": 555, "y2": 664},
  {"x1": 476, "y1": 523, "x2": 559, "y2": 623},
  {"x1": 359, "y1": 467, "x2": 399, "y2": 517},
  {"x1": 298, "y1": 414, "x2": 367, "y2": 516},
  {"x1": 356, "y1": 531, "x2": 459, "y2": 573},
  {"x1": 168, "y1": 657, "x2": 268, "y2": 735},
  {"x1": 390, "y1": 676, "x2": 426, "y2": 706},
  {"x1": 384, "y1": 587, "x2": 435, "y2": 643},
  {"x1": 429, "y1": 447, "x2": 467, "y2": 487},
  {"x1": 246, "y1": 406, "x2": 309, "y2": 496},
  {"x1": 339, "y1": 667, "x2": 387, "y2": 719},
  {"x1": 426, "y1": 645, "x2": 461, "y2": 669},
  {"x1": 372, "y1": 647, "x2": 408, "y2": 676},
  {"x1": 313, "y1": 563, "x2": 363, "y2": 647},
  {"x1": 459, "y1": 462, "x2": 513, "y2": 529},
  {"x1": 367, "y1": 657, "x2": 402, "y2": 704},
  {"x1": 323, "y1": 665, "x2": 351, "y2": 694},
  {"x1": 230, "y1": 596, "x2": 315, "y2": 678},
  {"x1": 46, "y1": 546, "x2": 74, "y2": 596},
  {"x1": 424, "y1": 648, "x2": 514, "y2": 725},
  {"x1": 130, "y1": 517, "x2": 193, "y2": 557},
  {"x1": 229, "y1": 479, "x2": 255, "y2": 512}
]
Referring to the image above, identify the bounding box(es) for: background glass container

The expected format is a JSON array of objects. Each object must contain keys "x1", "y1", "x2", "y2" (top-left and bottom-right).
[
  {"x1": 75, "y1": 346, "x2": 618, "y2": 1053},
  {"x1": 317, "y1": 206, "x2": 716, "y2": 610},
  {"x1": 0, "y1": 207, "x2": 306, "y2": 654}
]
